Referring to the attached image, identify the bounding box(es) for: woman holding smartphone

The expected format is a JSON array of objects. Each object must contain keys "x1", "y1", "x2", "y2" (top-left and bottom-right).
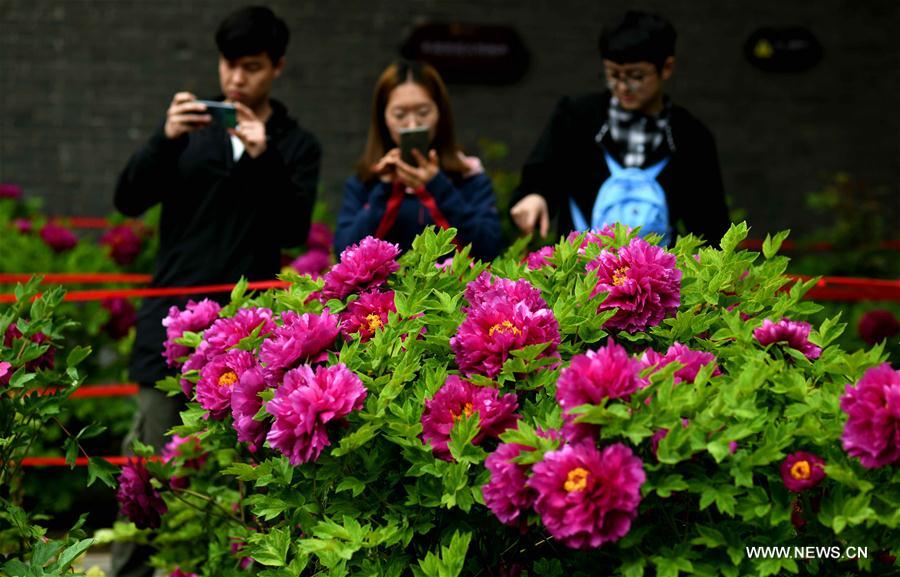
[{"x1": 334, "y1": 60, "x2": 502, "y2": 260}]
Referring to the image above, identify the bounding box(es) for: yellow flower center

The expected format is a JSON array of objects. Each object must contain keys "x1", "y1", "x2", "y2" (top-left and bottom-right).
[
  {"x1": 218, "y1": 371, "x2": 238, "y2": 387},
  {"x1": 489, "y1": 320, "x2": 521, "y2": 338},
  {"x1": 564, "y1": 467, "x2": 590, "y2": 492},
  {"x1": 790, "y1": 460, "x2": 811, "y2": 480},
  {"x1": 366, "y1": 313, "x2": 383, "y2": 333},
  {"x1": 612, "y1": 266, "x2": 630, "y2": 286},
  {"x1": 454, "y1": 402, "x2": 475, "y2": 421}
]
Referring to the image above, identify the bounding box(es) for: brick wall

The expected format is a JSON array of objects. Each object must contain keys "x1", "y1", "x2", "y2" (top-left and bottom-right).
[{"x1": 1, "y1": 0, "x2": 897, "y2": 236}]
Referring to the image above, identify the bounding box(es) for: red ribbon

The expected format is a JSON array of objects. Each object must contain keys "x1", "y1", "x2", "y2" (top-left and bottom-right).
[
  {"x1": 0, "y1": 279, "x2": 290, "y2": 303},
  {"x1": 0, "y1": 273, "x2": 152, "y2": 285},
  {"x1": 19, "y1": 455, "x2": 161, "y2": 467}
]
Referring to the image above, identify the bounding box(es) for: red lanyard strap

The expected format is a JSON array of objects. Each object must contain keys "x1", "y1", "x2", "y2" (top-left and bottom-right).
[{"x1": 375, "y1": 180, "x2": 461, "y2": 250}]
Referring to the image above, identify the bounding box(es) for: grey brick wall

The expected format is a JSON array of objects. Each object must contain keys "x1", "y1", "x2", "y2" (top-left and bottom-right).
[{"x1": 1, "y1": 0, "x2": 898, "y2": 237}]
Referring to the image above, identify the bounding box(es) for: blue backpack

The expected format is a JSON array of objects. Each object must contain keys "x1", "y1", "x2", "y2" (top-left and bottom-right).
[{"x1": 569, "y1": 151, "x2": 671, "y2": 245}]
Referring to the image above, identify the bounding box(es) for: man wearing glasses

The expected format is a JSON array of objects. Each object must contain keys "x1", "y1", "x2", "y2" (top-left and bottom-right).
[{"x1": 510, "y1": 10, "x2": 730, "y2": 246}]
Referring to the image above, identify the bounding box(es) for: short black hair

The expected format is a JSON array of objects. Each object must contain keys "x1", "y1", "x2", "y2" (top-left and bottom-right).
[
  {"x1": 599, "y1": 10, "x2": 676, "y2": 70},
  {"x1": 215, "y1": 6, "x2": 289, "y2": 64}
]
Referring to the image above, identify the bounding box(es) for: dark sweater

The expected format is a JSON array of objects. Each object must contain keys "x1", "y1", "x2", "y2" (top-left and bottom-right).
[
  {"x1": 114, "y1": 99, "x2": 321, "y2": 384},
  {"x1": 512, "y1": 92, "x2": 730, "y2": 244},
  {"x1": 334, "y1": 170, "x2": 502, "y2": 261}
]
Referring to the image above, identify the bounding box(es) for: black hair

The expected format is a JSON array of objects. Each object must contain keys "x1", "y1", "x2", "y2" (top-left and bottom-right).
[
  {"x1": 215, "y1": 6, "x2": 289, "y2": 64},
  {"x1": 598, "y1": 10, "x2": 676, "y2": 70}
]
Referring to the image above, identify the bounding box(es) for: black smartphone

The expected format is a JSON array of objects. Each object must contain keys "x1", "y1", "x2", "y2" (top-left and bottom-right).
[
  {"x1": 195, "y1": 100, "x2": 238, "y2": 129},
  {"x1": 399, "y1": 126, "x2": 430, "y2": 166}
]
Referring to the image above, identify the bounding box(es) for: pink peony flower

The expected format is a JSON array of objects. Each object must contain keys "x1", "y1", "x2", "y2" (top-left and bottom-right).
[
  {"x1": 483, "y1": 441, "x2": 537, "y2": 525},
  {"x1": 187, "y1": 306, "x2": 276, "y2": 377},
  {"x1": 116, "y1": 458, "x2": 167, "y2": 530},
  {"x1": 162, "y1": 299, "x2": 221, "y2": 368},
  {"x1": 170, "y1": 568, "x2": 198, "y2": 577},
  {"x1": 840, "y1": 363, "x2": 900, "y2": 468},
  {"x1": 39, "y1": 223, "x2": 77, "y2": 253},
  {"x1": 231, "y1": 367, "x2": 272, "y2": 452},
  {"x1": 463, "y1": 272, "x2": 548, "y2": 313},
  {"x1": 2, "y1": 324, "x2": 55, "y2": 382},
  {"x1": 858, "y1": 309, "x2": 900, "y2": 347},
  {"x1": 0, "y1": 183, "x2": 22, "y2": 199},
  {"x1": 420, "y1": 375, "x2": 519, "y2": 461},
  {"x1": 101, "y1": 297, "x2": 136, "y2": 340},
  {"x1": 587, "y1": 237, "x2": 681, "y2": 333},
  {"x1": 451, "y1": 299, "x2": 560, "y2": 378},
  {"x1": 162, "y1": 435, "x2": 205, "y2": 469},
  {"x1": 196, "y1": 349, "x2": 256, "y2": 419},
  {"x1": 258, "y1": 310, "x2": 339, "y2": 382},
  {"x1": 639, "y1": 342, "x2": 720, "y2": 384},
  {"x1": 0, "y1": 362, "x2": 10, "y2": 381},
  {"x1": 322, "y1": 236, "x2": 400, "y2": 300},
  {"x1": 753, "y1": 318, "x2": 821, "y2": 360},
  {"x1": 340, "y1": 290, "x2": 396, "y2": 341},
  {"x1": 13, "y1": 218, "x2": 32, "y2": 234},
  {"x1": 306, "y1": 222, "x2": 333, "y2": 251},
  {"x1": 528, "y1": 442, "x2": 645, "y2": 549},
  {"x1": 290, "y1": 249, "x2": 332, "y2": 279},
  {"x1": 100, "y1": 224, "x2": 142, "y2": 266},
  {"x1": 266, "y1": 363, "x2": 367, "y2": 465},
  {"x1": 525, "y1": 246, "x2": 555, "y2": 270},
  {"x1": 780, "y1": 451, "x2": 826, "y2": 492}
]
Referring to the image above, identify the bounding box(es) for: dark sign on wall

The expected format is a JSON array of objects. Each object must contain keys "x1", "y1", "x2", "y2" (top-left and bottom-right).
[
  {"x1": 401, "y1": 23, "x2": 529, "y2": 85},
  {"x1": 744, "y1": 27, "x2": 823, "y2": 73}
]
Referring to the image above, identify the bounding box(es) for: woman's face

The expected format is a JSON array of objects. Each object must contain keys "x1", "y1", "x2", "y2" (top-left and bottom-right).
[{"x1": 384, "y1": 82, "x2": 439, "y2": 148}]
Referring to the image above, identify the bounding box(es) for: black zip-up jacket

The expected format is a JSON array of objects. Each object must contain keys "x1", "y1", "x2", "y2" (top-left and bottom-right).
[
  {"x1": 511, "y1": 92, "x2": 730, "y2": 244},
  {"x1": 114, "y1": 99, "x2": 321, "y2": 384}
]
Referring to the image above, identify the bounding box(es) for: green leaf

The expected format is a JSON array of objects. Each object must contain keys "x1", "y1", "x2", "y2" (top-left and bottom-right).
[
  {"x1": 248, "y1": 526, "x2": 291, "y2": 567},
  {"x1": 413, "y1": 530, "x2": 471, "y2": 577},
  {"x1": 336, "y1": 477, "x2": 366, "y2": 497},
  {"x1": 87, "y1": 457, "x2": 121, "y2": 488},
  {"x1": 65, "y1": 345, "x2": 92, "y2": 367},
  {"x1": 53, "y1": 538, "x2": 94, "y2": 571},
  {"x1": 761, "y1": 230, "x2": 790, "y2": 259}
]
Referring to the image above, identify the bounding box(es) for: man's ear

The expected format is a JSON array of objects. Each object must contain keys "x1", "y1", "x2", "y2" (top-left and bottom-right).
[
  {"x1": 661, "y1": 56, "x2": 675, "y2": 81},
  {"x1": 273, "y1": 57, "x2": 286, "y2": 78}
]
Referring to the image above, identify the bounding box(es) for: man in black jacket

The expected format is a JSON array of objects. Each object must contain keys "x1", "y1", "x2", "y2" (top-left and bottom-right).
[
  {"x1": 111, "y1": 6, "x2": 320, "y2": 576},
  {"x1": 510, "y1": 10, "x2": 729, "y2": 245}
]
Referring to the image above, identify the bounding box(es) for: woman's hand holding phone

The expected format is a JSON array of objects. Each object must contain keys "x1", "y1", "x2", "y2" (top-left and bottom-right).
[
  {"x1": 395, "y1": 149, "x2": 440, "y2": 190},
  {"x1": 372, "y1": 149, "x2": 401, "y2": 183}
]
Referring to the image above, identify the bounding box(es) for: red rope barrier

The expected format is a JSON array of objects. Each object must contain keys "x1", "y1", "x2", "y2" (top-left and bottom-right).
[
  {"x1": 70, "y1": 384, "x2": 139, "y2": 398},
  {"x1": 0, "y1": 279, "x2": 290, "y2": 303},
  {"x1": 740, "y1": 239, "x2": 900, "y2": 252},
  {"x1": 0, "y1": 273, "x2": 152, "y2": 285},
  {"x1": 794, "y1": 275, "x2": 900, "y2": 302},
  {"x1": 54, "y1": 217, "x2": 113, "y2": 229},
  {"x1": 20, "y1": 455, "x2": 160, "y2": 467}
]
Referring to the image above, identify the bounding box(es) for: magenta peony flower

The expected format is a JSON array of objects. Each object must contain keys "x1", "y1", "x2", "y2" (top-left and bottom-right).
[
  {"x1": 322, "y1": 236, "x2": 400, "y2": 300},
  {"x1": 116, "y1": 458, "x2": 167, "y2": 530},
  {"x1": 231, "y1": 367, "x2": 272, "y2": 452},
  {"x1": 840, "y1": 363, "x2": 900, "y2": 468},
  {"x1": 340, "y1": 290, "x2": 396, "y2": 341},
  {"x1": 587, "y1": 237, "x2": 681, "y2": 333},
  {"x1": 2, "y1": 324, "x2": 55, "y2": 381},
  {"x1": 753, "y1": 318, "x2": 821, "y2": 360},
  {"x1": 463, "y1": 272, "x2": 548, "y2": 313},
  {"x1": 0, "y1": 183, "x2": 22, "y2": 199},
  {"x1": 258, "y1": 310, "x2": 339, "y2": 382},
  {"x1": 0, "y1": 362, "x2": 10, "y2": 382},
  {"x1": 100, "y1": 224, "x2": 142, "y2": 266},
  {"x1": 528, "y1": 442, "x2": 645, "y2": 549},
  {"x1": 196, "y1": 349, "x2": 256, "y2": 419},
  {"x1": 306, "y1": 222, "x2": 333, "y2": 251},
  {"x1": 13, "y1": 218, "x2": 32, "y2": 234},
  {"x1": 162, "y1": 435, "x2": 205, "y2": 469},
  {"x1": 639, "y1": 342, "x2": 720, "y2": 384},
  {"x1": 780, "y1": 451, "x2": 826, "y2": 492},
  {"x1": 266, "y1": 363, "x2": 367, "y2": 465},
  {"x1": 525, "y1": 246, "x2": 555, "y2": 270},
  {"x1": 170, "y1": 568, "x2": 198, "y2": 577},
  {"x1": 649, "y1": 419, "x2": 690, "y2": 459},
  {"x1": 39, "y1": 223, "x2": 77, "y2": 253},
  {"x1": 858, "y1": 309, "x2": 900, "y2": 347},
  {"x1": 162, "y1": 299, "x2": 221, "y2": 368},
  {"x1": 420, "y1": 375, "x2": 519, "y2": 461},
  {"x1": 290, "y1": 249, "x2": 332, "y2": 279},
  {"x1": 483, "y1": 441, "x2": 537, "y2": 525},
  {"x1": 101, "y1": 297, "x2": 136, "y2": 340}
]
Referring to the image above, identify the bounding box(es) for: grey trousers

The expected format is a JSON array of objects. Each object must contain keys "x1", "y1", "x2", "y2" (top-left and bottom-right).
[{"x1": 109, "y1": 386, "x2": 184, "y2": 577}]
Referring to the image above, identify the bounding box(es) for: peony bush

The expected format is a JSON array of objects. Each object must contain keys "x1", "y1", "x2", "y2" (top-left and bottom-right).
[{"x1": 115, "y1": 224, "x2": 898, "y2": 577}]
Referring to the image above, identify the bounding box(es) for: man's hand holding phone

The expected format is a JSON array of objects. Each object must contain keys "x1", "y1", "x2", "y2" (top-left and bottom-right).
[
  {"x1": 164, "y1": 92, "x2": 211, "y2": 139},
  {"x1": 228, "y1": 101, "x2": 267, "y2": 159}
]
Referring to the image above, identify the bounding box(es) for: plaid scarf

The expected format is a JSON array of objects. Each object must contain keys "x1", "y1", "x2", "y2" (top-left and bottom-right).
[{"x1": 607, "y1": 96, "x2": 672, "y2": 168}]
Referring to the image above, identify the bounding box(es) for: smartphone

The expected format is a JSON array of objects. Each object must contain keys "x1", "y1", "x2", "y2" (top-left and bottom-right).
[
  {"x1": 195, "y1": 100, "x2": 238, "y2": 129},
  {"x1": 399, "y1": 126, "x2": 430, "y2": 166}
]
